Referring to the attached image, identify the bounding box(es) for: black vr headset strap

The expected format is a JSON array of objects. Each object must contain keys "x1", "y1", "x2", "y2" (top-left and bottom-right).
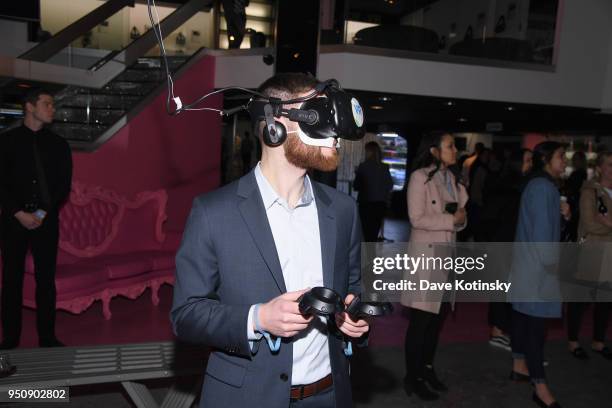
[
  {"x1": 262, "y1": 100, "x2": 287, "y2": 146},
  {"x1": 315, "y1": 79, "x2": 339, "y2": 94},
  {"x1": 263, "y1": 103, "x2": 278, "y2": 141},
  {"x1": 286, "y1": 108, "x2": 318, "y2": 125}
]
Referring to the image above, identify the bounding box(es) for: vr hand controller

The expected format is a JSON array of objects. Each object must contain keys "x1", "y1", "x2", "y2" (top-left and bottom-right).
[
  {"x1": 340, "y1": 296, "x2": 393, "y2": 356},
  {"x1": 251, "y1": 287, "x2": 345, "y2": 354},
  {"x1": 297, "y1": 288, "x2": 393, "y2": 356},
  {"x1": 297, "y1": 287, "x2": 345, "y2": 317},
  {"x1": 345, "y1": 296, "x2": 394, "y2": 320}
]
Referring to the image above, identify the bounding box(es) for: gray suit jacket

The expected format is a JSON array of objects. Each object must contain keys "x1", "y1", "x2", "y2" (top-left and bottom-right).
[{"x1": 171, "y1": 171, "x2": 362, "y2": 408}]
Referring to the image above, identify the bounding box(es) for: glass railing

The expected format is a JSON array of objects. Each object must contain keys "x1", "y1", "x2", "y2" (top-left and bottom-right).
[
  {"x1": 50, "y1": 55, "x2": 189, "y2": 144},
  {"x1": 1, "y1": 1, "x2": 217, "y2": 146},
  {"x1": 145, "y1": 7, "x2": 215, "y2": 57},
  {"x1": 1, "y1": 0, "x2": 272, "y2": 146},
  {"x1": 0, "y1": 54, "x2": 192, "y2": 141},
  {"x1": 325, "y1": 0, "x2": 560, "y2": 67},
  {"x1": 217, "y1": 0, "x2": 275, "y2": 49},
  {"x1": 38, "y1": 0, "x2": 276, "y2": 62},
  {"x1": 41, "y1": 2, "x2": 216, "y2": 68}
]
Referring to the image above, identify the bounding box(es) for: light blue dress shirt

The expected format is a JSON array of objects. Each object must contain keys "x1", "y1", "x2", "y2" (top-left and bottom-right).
[{"x1": 246, "y1": 163, "x2": 331, "y2": 385}]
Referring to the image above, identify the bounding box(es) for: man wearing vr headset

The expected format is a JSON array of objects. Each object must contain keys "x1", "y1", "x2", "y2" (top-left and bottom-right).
[{"x1": 172, "y1": 73, "x2": 368, "y2": 408}]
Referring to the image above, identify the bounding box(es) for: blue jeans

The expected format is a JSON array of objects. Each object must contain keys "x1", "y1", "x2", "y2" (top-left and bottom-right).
[{"x1": 511, "y1": 310, "x2": 547, "y2": 383}]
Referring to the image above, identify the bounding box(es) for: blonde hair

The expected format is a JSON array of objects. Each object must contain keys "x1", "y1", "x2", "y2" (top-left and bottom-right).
[{"x1": 595, "y1": 151, "x2": 612, "y2": 181}]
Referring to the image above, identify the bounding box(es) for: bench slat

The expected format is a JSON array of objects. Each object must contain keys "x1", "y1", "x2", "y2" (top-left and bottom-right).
[{"x1": 0, "y1": 342, "x2": 208, "y2": 391}]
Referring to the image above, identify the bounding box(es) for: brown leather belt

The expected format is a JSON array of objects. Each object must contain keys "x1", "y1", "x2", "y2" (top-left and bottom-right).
[{"x1": 290, "y1": 374, "x2": 333, "y2": 400}]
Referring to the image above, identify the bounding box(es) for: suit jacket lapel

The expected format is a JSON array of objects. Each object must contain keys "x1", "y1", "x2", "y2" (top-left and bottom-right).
[
  {"x1": 312, "y1": 182, "x2": 336, "y2": 291},
  {"x1": 237, "y1": 173, "x2": 287, "y2": 293}
]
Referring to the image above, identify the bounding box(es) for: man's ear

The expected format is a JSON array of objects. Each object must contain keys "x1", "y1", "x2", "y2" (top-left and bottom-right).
[
  {"x1": 278, "y1": 116, "x2": 293, "y2": 132},
  {"x1": 24, "y1": 101, "x2": 35, "y2": 114}
]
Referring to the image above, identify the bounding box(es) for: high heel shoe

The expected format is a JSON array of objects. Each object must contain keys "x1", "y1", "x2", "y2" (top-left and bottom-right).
[
  {"x1": 423, "y1": 366, "x2": 448, "y2": 392},
  {"x1": 404, "y1": 378, "x2": 439, "y2": 401},
  {"x1": 591, "y1": 346, "x2": 612, "y2": 360},
  {"x1": 569, "y1": 346, "x2": 589, "y2": 360},
  {"x1": 532, "y1": 392, "x2": 561, "y2": 408}
]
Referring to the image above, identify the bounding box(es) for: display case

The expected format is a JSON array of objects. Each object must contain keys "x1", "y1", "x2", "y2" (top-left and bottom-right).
[{"x1": 378, "y1": 132, "x2": 407, "y2": 191}]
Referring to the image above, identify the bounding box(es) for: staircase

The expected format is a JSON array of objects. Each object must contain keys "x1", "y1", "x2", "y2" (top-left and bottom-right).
[
  {"x1": 0, "y1": 0, "x2": 212, "y2": 151},
  {"x1": 51, "y1": 56, "x2": 188, "y2": 148}
]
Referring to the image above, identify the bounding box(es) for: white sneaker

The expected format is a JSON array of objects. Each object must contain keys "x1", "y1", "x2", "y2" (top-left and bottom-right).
[{"x1": 489, "y1": 335, "x2": 512, "y2": 351}]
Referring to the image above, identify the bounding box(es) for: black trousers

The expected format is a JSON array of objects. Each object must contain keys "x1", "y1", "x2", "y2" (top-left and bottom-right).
[
  {"x1": 511, "y1": 310, "x2": 547, "y2": 382},
  {"x1": 488, "y1": 302, "x2": 512, "y2": 334},
  {"x1": 0, "y1": 214, "x2": 59, "y2": 344},
  {"x1": 567, "y1": 302, "x2": 611, "y2": 343},
  {"x1": 358, "y1": 202, "x2": 386, "y2": 242},
  {"x1": 404, "y1": 307, "x2": 447, "y2": 382}
]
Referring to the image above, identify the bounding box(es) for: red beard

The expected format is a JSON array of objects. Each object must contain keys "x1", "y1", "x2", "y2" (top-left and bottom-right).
[{"x1": 283, "y1": 133, "x2": 339, "y2": 171}]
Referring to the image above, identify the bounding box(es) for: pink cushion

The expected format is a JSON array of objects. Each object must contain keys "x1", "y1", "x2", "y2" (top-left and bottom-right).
[
  {"x1": 57, "y1": 183, "x2": 168, "y2": 258},
  {"x1": 106, "y1": 192, "x2": 167, "y2": 254},
  {"x1": 54, "y1": 264, "x2": 108, "y2": 293},
  {"x1": 17, "y1": 182, "x2": 172, "y2": 317},
  {"x1": 151, "y1": 251, "x2": 176, "y2": 271},
  {"x1": 60, "y1": 199, "x2": 120, "y2": 251},
  {"x1": 101, "y1": 254, "x2": 154, "y2": 280}
]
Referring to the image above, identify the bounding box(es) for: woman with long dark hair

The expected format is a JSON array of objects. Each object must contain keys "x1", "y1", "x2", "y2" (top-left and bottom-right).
[
  {"x1": 510, "y1": 141, "x2": 570, "y2": 408},
  {"x1": 401, "y1": 132, "x2": 468, "y2": 401}
]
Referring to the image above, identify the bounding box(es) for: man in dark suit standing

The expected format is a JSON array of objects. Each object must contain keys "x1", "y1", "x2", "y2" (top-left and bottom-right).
[
  {"x1": 171, "y1": 73, "x2": 369, "y2": 407},
  {"x1": 0, "y1": 88, "x2": 72, "y2": 349}
]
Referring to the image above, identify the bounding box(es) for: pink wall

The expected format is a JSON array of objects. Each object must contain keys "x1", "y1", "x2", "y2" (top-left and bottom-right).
[
  {"x1": 522, "y1": 133, "x2": 548, "y2": 150},
  {"x1": 72, "y1": 55, "x2": 221, "y2": 231}
]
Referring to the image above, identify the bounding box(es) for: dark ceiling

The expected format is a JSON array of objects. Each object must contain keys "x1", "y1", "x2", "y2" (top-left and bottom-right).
[
  {"x1": 223, "y1": 89, "x2": 612, "y2": 136},
  {"x1": 352, "y1": 90, "x2": 612, "y2": 135},
  {"x1": 348, "y1": 0, "x2": 441, "y2": 17}
]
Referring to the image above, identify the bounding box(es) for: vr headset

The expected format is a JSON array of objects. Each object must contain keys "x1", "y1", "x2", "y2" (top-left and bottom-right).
[{"x1": 246, "y1": 79, "x2": 365, "y2": 147}]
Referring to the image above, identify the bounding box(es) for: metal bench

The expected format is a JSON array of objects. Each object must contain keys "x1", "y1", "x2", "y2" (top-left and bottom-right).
[{"x1": 0, "y1": 341, "x2": 208, "y2": 408}]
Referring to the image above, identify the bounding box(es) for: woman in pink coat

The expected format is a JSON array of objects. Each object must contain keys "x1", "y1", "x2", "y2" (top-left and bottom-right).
[{"x1": 402, "y1": 132, "x2": 468, "y2": 401}]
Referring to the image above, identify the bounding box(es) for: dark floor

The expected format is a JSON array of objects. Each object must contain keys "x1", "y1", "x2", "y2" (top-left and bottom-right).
[
  {"x1": 4, "y1": 218, "x2": 612, "y2": 407},
  {"x1": 11, "y1": 340, "x2": 611, "y2": 408},
  {"x1": 351, "y1": 342, "x2": 612, "y2": 408}
]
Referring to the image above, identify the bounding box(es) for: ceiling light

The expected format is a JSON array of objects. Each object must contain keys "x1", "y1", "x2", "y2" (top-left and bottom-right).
[
  {"x1": 506, "y1": 106, "x2": 515, "y2": 111},
  {"x1": 458, "y1": 117, "x2": 467, "y2": 122},
  {"x1": 378, "y1": 96, "x2": 392, "y2": 102},
  {"x1": 446, "y1": 101, "x2": 455, "y2": 106},
  {"x1": 370, "y1": 105, "x2": 384, "y2": 110}
]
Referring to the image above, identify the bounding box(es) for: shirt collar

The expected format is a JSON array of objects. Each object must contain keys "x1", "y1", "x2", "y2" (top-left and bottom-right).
[{"x1": 254, "y1": 162, "x2": 314, "y2": 210}]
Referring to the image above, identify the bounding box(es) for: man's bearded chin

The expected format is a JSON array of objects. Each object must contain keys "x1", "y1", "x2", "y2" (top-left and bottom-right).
[{"x1": 284, "y1": 132, "x2": 339, "y2": 172}]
